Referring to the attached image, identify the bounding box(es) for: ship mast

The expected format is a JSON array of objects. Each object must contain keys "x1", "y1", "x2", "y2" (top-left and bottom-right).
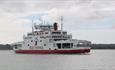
[
  {"x1": 32, "y1": 19, "x2": 34, "y2": 33},
  {"x1": 61, "y1": 16, "x2": 63, "y2": 34}
]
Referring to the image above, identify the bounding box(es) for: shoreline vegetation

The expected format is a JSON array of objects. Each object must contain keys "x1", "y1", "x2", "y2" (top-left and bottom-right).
[
  {"x1": 0, "y1": 44, "x2": 115, "y2": 50},
  {"x1": 0, "y1": 44, "x2": 12, "y2": 50},
  {"x1": 91, "y1": 44, "x2": 115, "y2": 49}
]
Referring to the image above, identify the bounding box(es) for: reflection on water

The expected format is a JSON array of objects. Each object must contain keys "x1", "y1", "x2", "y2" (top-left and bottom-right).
[{"x1": 0, "y1": 50, "x2": 115, "y2": 70}]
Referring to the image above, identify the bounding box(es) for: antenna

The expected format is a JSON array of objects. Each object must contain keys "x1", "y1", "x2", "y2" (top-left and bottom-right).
[
  {"x1": 32, "y1": 19, "x2": 34, "y2": 33},
  {"x1": 61, "y1": 16, "x2": 63, "y2": 34},
  {"x1": 39, "y1": 17, "x2": 42, "y2": 24}
]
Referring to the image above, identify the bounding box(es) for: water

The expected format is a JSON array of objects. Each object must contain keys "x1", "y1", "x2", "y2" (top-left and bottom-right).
[{"x1": 0, "y1": 50, "x2": 115, "y2": 70}]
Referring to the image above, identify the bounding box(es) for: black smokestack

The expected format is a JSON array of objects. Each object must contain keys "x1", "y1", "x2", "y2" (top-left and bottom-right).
[{"x1": 54, "y1": 22, "x2": 58, "y2": 31}]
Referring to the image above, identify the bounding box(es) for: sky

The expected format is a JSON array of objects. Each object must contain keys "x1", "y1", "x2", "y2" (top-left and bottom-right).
[{"x1": 0, "y1": 0, "x2": 115, "y2": 44}]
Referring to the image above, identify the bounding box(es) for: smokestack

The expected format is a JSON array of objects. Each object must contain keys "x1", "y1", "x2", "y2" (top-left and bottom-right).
[{"x1": 54, "y1": 22, "x2": 58, "y2": 31}]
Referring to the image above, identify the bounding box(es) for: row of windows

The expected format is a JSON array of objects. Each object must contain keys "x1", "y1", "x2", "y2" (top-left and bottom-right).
[
  {"x1": 40, "y1": 36, "x2": 52, "y2": 38},
  {"x1": 57, "y1": 43, "x2": 73, "y2": 49},
  {"x1": 52, "y1": 36, "x2": 61, "y2": 38},
  {"x1": 36, "y1": 32, "x2": 48, "y2": 35},
  {"x1": 30, "y1": 40, "x2": 42, "y2": 42},
  {"x1": 27, "y1": 31, "x2": 49, "y2": 36},
  {"x1": 27, "y1": 43, "x2": 46, "y2": 47},
  {"x1": 52, "y1": 32, "x2": 67, "y2": 34},
  {"x1": 52, "y1": 32, "x2": 61, "y2": 34},
  {"x1": 52, "y1": 36, "x2": 70, "y2": 39}
]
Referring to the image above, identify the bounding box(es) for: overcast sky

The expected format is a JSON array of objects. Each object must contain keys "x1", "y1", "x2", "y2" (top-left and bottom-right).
[{"x1": 0, "y1": 0, "x2": 115, "y2": 44}]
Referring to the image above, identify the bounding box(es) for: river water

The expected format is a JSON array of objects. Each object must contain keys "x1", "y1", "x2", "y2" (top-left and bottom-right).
[{"x1": 0, "y1": 50, "x2": 115, "y2": 70}]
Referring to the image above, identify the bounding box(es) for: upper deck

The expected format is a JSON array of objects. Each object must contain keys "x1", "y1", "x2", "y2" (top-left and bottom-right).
[{"x1": 25, "y1": 22, "x2": 72, "y2": 41}]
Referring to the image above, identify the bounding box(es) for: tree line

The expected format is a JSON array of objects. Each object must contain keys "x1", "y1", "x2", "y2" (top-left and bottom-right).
[
  {"x1": 91, "y1": 44, "x2": 115, "y2": 49},
  {"x1": 0, "y1": 44, "x2": 12, "y2": 50}
]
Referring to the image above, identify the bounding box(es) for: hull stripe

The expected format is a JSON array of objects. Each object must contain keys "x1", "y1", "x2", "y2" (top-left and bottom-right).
[{"x1": 15, "y1": 49, "x2": 90, "y2": 54}]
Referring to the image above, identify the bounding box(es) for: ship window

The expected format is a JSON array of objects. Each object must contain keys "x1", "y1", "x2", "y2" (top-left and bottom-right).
[
  {"x1": 63, "y1": 32, "x2": 67, "y2": 34},
  {"x1": 37, "y1": 33, "x2": 39, "y2": 35},
  {"x1": 49, "y1": 39, "x2": 52, "y2": 42},
  {"x1": 40, "y1": 40, "x2": 42, "y2": 42},
  {"x1": 45, "y1": 32, "x2": 48, "y2": 34},
  {"x1": 35, "y1": 41, "x2": 37, "y2": 45},
  {"x1": 71, "y1": 43, "x2": 73, "y2": 48},
  {"x1": 44, "y1": 44, "x2": 46, "y2": 46},
  {"x1": 29, "y1": 37, "x2": 32, "y2": 39},
  {"x1": 15, "y1": 46, "x2": 18, "y2": 49},
  {"x1": 57, "y1": 43, "x2": 61, "y2": 49},
  {"x1": 86, "y1": 43, "x2": 91, "y2": 46},
  {"x1": 52, "y1": 32, "x2": 61, "y2": 34},
  {"x1": 57, "y1": 43, "x2": 74, "y2": 49},
  {"x1": 62, "y1": 43, "x2": 71, "y2": 48},
  {"x1": 25, "y1": 37, "x2": 27, "y2": 39}
]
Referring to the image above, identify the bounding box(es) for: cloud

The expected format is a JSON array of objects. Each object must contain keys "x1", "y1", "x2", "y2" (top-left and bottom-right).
[
  {"x1": 0, "y1": 0, "x2": 115, "y2": 44},
  {"x1": 1, "y1": 0, "x2": 115, "y2": 20},
  {"x1": 60, "y1": 0, "x2": 115, "y2": 21}
]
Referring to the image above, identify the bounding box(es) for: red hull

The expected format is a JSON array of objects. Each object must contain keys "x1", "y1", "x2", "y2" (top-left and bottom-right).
[{"x1": 15, "y1": 49, "x2": 90, "y2": 54}]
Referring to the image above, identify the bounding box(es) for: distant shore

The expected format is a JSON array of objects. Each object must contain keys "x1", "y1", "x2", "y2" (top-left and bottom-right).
[
  {"x1": 0, "y1": 44, "x2": 12, "y2": 50},
  {"x1": 0, "y1": 44, "x2": 115, "y2": 50},
  {"x1": 91, "y1": 44, "x2": 115, "y2": 49}
]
